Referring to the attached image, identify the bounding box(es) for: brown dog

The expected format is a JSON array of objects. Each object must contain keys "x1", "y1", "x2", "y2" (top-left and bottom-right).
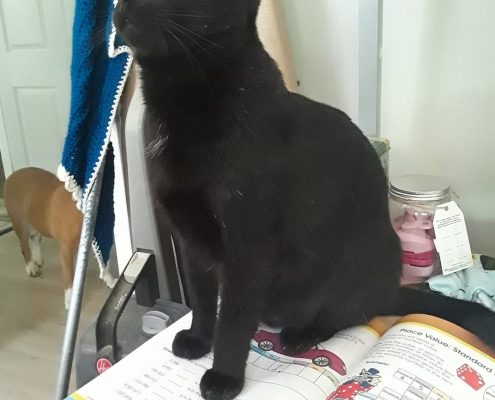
[{"x1": 4, "y1": 167, "x2": 83, "y2": 309}]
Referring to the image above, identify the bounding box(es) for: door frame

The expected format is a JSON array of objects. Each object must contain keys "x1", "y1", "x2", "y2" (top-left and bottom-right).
[{"x1": 0, "y1": 107, "x2": 13, "y2": 177}]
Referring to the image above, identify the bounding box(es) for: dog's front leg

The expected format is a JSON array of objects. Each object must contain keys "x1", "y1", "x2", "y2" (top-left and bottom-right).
[
  {"x1": 200, "y1": 261, "x2": 268, "y2": 400},
  {"x1": 60, "y1": 243, "x2": 75, "y2": 310}
]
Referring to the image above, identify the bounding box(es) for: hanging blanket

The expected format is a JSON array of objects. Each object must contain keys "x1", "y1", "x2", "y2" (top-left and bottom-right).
[{"x1": 58, "y1": 0, "x2": 132, "y2": 280}]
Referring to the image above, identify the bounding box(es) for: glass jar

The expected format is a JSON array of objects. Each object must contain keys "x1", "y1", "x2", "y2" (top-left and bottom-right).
[{"x1": 389, "y1": 175, "x2": 451, "y2": 285}]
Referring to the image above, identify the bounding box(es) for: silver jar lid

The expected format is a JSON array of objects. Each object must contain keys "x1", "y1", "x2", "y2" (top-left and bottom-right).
[{"x1": 389, "y1": 175, "x2": 451, "y2": 201}]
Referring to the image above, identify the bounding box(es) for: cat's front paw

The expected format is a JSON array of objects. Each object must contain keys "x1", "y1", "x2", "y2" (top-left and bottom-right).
[
  {"x1": 200, "y1": 369, "x2": 244, "y2": 400},
  {"x1": 172, "y1": 330, "x2": 211, "y2": 359},
  {"x1": 280, "y1": 327, "x2": 316, "y2": 356}
]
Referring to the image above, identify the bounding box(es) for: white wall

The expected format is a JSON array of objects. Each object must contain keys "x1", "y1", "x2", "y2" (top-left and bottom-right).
[
  {"x1": 381, "y1": 0, "x2": 495, "y2": 255},
  {"x1": 281, "y1": 0, "x2": 381, "y2": 136},
  {"x1": 282, "y1": 0, "x2": 360, "y2": 123},
  {"x1": 281, "y1": 0, "x2": 494, "y2": 254}
]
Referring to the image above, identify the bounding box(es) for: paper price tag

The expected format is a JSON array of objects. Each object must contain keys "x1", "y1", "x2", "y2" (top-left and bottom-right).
[{"x1": 433, "y1": 201, "x2": 473, "y2": 275}]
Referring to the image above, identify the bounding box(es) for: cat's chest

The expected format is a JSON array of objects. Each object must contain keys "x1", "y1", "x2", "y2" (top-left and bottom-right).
[
  {"x1": 154, "y1": 133, "x2": 217, "y2": 196},
  {"x1": 148, "y1": 112, "x2": 242, "y2": 204}
]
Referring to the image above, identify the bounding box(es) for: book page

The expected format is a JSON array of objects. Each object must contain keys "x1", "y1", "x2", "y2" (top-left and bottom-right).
[
  {"x1": 327, "y1": 314, "x2": 495, "y2": 400},
  {"x1": 68, "y1": 313, "x2": 381, "y2": 400}
]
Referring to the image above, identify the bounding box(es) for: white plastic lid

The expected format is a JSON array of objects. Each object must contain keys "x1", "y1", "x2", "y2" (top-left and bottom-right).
[{"x1": 142, "y1": 311, "x2": 170, "y2": 337}]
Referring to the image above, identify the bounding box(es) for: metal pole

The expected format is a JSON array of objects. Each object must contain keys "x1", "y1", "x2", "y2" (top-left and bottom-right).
[{"x1": 54, "y1": 155, "x2": 107, "y2": 399}]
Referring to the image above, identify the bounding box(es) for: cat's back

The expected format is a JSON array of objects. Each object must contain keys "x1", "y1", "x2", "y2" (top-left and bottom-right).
[
  {"x1": 211, "y1": 88, "x2": 389, "y2": 240},
  {"x1": 236, "y1": 90, "x2": 388, "y2": 202},
  {"x1": 234, "y1": 87, "x2": 379, "y2": 170}
]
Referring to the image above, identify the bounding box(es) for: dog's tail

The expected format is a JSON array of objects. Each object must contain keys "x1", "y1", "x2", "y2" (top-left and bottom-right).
[{"x1": 390, "y1": 286, "x2": 495, "y2": 348}]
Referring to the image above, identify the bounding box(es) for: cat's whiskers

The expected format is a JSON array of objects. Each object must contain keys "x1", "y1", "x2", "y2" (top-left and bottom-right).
[
  {"x1": 165, "y1": 28, "x2": 198, "y2": 73},
  {"x1": 168, "y1": 20, "x2": 223, "y2": 49},
  {"x1": 170, "y1": 24, "x2": 211, "y2": 56},
  {"x1": 158, "y1": 10, "x2": 212, "y2": 19},
  {"x1": 168, "y1": 25, "x2": 210, "y2": 84},
  {"x1": 169, "y1": 22, "x2": 234, "y2": 77},
  {"x1": 169, "y1": 23, "x2": 225, "y2": 72}
]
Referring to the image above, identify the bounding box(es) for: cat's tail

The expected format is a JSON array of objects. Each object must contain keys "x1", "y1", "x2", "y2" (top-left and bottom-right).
[{"x1": 391, "y1": 286, "x2": 495, "y2": 348}]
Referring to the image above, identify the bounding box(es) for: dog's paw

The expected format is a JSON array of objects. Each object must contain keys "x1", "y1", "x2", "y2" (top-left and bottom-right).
[
  {"x1": 26, "y1": 261, "x2": 41, "y2": 277},
  {"x1": 280, "y1": 327, "x2": 317, "y2": 356},
  {"x1": 200, "y1": 369, "x2": 244, "y2": 400},
  {"x1": 172, "y1": 330, "x2": 211, "y2": 360}
]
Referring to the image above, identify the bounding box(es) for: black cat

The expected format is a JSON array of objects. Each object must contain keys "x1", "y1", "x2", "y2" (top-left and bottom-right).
[{"x1": 113, "y1": 1, "x2": 495, "y2": 399}]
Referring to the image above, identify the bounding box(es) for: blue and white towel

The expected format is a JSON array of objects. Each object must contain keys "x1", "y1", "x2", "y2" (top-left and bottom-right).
[
  {"x1": 428, "y1": 254, "x2": 495, "y2": 312},
  {"x1": 58, "y1": 0, "x2": 132, "y2": 278}
]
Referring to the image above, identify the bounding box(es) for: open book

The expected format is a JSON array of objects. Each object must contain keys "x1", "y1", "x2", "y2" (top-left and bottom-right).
[{"x1": 68, "y1": 312, "x2": 495, "y2": 400}]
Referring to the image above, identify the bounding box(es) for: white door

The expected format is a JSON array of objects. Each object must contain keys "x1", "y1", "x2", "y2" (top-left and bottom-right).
[{"x1": 0, "y1": 0, "x2": 74, "y2": 176}]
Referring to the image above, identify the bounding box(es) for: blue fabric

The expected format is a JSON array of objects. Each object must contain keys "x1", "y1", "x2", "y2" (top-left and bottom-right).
[
  {"x1": 428, "y1": 254, "x2": 495, "y2": 312},
  {"x1": 60, "y1": 0, "x2": 131, "y2": 270}
]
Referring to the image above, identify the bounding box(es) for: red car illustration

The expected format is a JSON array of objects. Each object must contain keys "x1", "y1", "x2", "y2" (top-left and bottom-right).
[{"x1": 253, "y1": 330, "x2": 347, "y2": 375}]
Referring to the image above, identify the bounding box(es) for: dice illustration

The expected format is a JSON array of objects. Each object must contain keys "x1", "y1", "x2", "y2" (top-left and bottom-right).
[{"x1": 456, "y1": 363, "x2": 485, "y2": 391}]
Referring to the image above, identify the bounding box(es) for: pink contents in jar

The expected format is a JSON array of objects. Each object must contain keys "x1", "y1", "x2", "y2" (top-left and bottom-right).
[{"x1": 389, "y1": 175, "x2": 451, "y2": 285}]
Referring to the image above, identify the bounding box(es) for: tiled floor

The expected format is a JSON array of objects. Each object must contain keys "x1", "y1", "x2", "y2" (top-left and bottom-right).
[{"x1": 0, "y1": 231, "x2": 111, "y2": 399}]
